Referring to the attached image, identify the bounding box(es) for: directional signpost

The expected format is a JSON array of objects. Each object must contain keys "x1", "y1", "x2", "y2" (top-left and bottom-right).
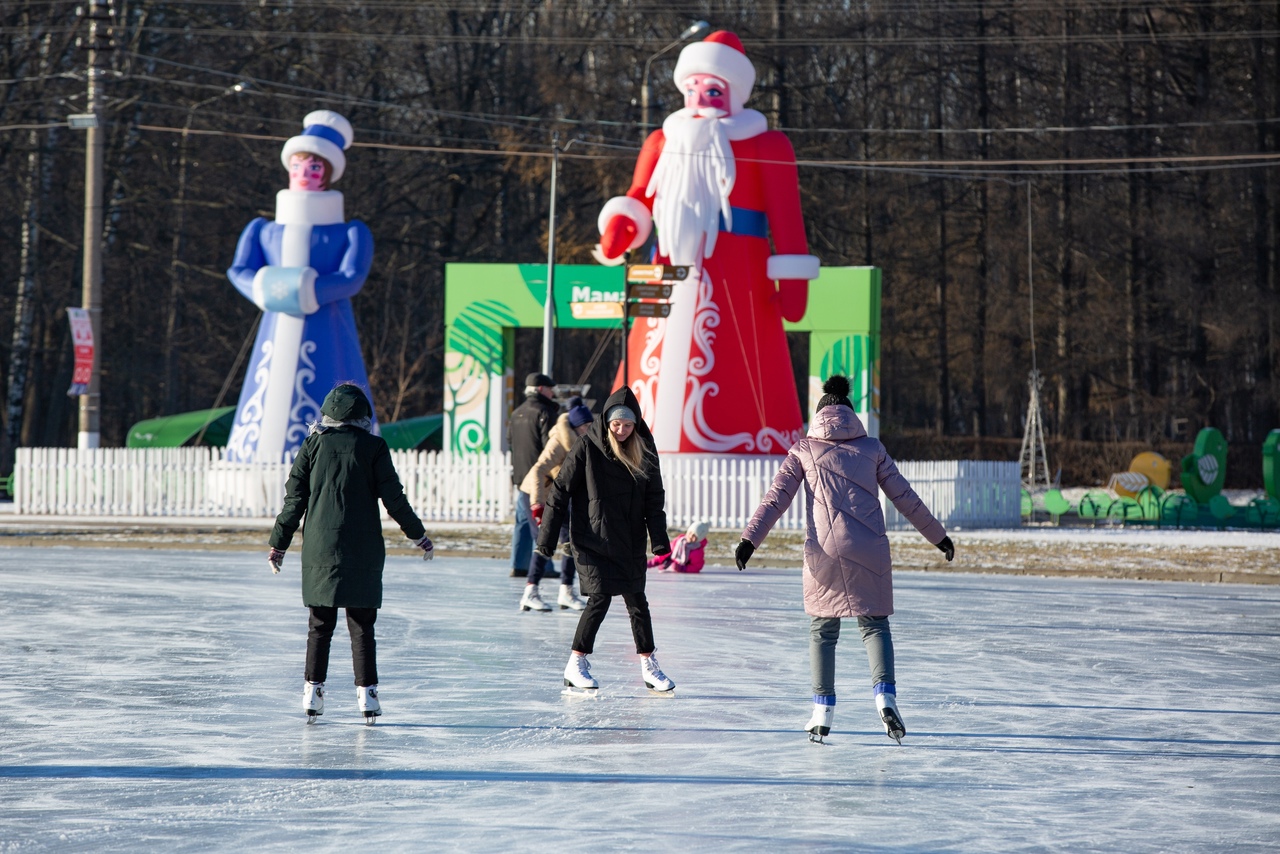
[{"x1": 622, "y1": 264, "x2": 690, "y2": 387}]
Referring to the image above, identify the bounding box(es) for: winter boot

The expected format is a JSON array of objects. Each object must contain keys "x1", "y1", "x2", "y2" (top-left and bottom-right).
[
  {"x1": 875, "y1": 682, "x2": 905, "y2": 744},
  {"x1": 357, "y1": 684, "x2": 381, "y2": 724},
  {"x1": 806, "y1": 694, "x2": 835, "y2": 742},
  {"x1": 557, "y1": 585, "x2": 586, "y2": 611},
  {"x1": 520, "y1": 584, "x2": 552, "y2": 612},
  {"x1": 304, "y1": 681, "x2": 324, "y2": 722},
  {"x1": 640, "y1": 652, "x2": 675, "y2": 693},
  {"x1": 563, "y1": 652, "x2": 599, "y2": 690}
]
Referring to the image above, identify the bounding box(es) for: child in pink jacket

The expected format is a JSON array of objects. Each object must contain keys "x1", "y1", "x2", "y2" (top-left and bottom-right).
[
  {"x1": 648, "y1": 521, "x2": 709, "y2": 573},
  {"x1": 736, "y1": 376, "x2": 955, "y2": 744}
]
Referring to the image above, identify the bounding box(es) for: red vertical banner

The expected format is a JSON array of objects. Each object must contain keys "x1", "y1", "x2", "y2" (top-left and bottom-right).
[{"x1": 67, "y1": 307, "x2": 94, "y2": 397}]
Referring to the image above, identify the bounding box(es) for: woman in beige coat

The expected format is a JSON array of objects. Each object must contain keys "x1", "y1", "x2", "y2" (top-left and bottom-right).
[
  {"x1": 517, "y1": 396, "x2": 593, "y2": 612},
  {"x1": 738, "y1": 376, "x2": 955, "y2": 743}
]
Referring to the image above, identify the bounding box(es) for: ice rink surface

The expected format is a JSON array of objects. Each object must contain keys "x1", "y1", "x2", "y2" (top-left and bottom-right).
[{"x1": 1, "y1": 545, "x2": 1277, "y2": 852}]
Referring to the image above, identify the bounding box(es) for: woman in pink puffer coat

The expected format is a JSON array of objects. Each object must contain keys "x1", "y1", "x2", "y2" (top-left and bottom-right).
[{"x1": 737, "y1": 376, "x2": 955, "y2": 744}]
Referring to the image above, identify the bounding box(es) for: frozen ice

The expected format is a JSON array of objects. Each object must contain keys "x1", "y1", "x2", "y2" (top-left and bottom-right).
[{"x1": 0, "y1": 545, "x2": 1277, "y2": 851}]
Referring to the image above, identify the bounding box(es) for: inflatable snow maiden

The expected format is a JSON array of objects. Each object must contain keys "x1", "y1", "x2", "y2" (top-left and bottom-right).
[{"x1": 225, "y1": 110, "x2": 376, "y2": 462}]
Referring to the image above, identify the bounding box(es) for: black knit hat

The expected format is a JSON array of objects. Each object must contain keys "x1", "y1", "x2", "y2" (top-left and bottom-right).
[
  {"x1": 526, "y1": 372, "x2": 555, "y2": 388},
  {"x1": 816, "y1": 375, "x2": 853, "y2": 411}
]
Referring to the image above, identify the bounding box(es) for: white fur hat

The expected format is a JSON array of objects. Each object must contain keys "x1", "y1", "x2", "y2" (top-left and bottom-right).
[
  {"x1": 672, "y1": 31, "x2": 756, "y2": 114},
  {"x1": 280, "y1": 110, "x2": 353, "y2": 183}
]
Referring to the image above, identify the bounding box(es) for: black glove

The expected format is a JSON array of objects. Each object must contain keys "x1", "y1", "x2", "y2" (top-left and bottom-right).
[
  {"x1": 936, "y1": 536, "x2": 955, "y2": 562},
  {"x1": 735, "y1": 539, "x2": 755, "y2": 571},
  {"x1": 653, "y1": 544, "x2": 670, "y2": 556},
  {"x1": 534, "y1": 544, "x2": 555, "y2": 559}
]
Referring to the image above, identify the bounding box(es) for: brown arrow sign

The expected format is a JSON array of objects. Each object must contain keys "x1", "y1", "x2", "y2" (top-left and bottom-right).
[
  {"x1": 627, "y1": 283, "x2": 672, "y2": 300},
  {"x1": 628, "y1": 302, "x2": 672, "y2": 318}
]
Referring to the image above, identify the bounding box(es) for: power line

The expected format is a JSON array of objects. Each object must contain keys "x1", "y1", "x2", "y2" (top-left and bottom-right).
[{"x1": 130, "y1": 122, "x2": 1280, "y2": 177}]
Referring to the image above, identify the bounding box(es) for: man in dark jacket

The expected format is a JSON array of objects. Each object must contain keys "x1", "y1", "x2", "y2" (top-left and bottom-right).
[
  {"x1": 268, "y1": 383, "x2": 433, "y2": 724},
  {"x1": 506, "y1": 372, "x2": 561, "y2": 578}
]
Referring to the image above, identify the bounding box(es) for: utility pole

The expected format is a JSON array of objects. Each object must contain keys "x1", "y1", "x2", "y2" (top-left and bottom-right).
[
  {"x1": 541, "y1": 133, "x2": 559, "y2": 377},
  {"x1": 75, "y1": 0, "x2": 113, "y2": 449}
]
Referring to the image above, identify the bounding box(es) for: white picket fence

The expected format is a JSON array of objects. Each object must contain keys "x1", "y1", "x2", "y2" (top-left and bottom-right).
[{"x1": 12, "y1": 447, "x2": 1019, "y2": 529}]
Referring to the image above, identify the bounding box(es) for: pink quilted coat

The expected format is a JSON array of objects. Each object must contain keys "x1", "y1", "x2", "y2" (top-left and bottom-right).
[{"x1": 741, "y1": 405, "x2": 947, "y2": 617}]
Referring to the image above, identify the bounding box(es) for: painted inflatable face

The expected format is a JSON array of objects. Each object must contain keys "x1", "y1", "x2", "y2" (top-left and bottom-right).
[
  {"x1": 288, "y1": 153, "x2": 330, "y2": 191},
  {"x1": 609, "y1": 419, "x2": 635, "y2": 442},
  {"x1": 682, "y1": 75, "x2": 731, "y2": 113}
]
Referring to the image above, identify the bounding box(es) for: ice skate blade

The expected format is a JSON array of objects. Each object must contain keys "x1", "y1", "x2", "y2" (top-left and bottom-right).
[
  {"x1": 306, "y1": 712, "x2": 320, "y2": 724},
  {"x1": 646, "y1": 686, "x2": 675, "y2": 697},
  {"x1": 808, "y1": 732, "x2": 828, "y2": 744},
  {"x1": 561, "y1": 686, "x2": 599, "y2": 697}
]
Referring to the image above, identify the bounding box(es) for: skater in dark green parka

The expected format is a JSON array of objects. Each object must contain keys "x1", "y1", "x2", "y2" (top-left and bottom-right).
[{"x1": 267, "y1": 382, "x2": 434, "y2": 724}]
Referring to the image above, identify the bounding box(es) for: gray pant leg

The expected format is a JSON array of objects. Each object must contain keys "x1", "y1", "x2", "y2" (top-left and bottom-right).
[
  {"x1": 809, "y1": 616, "x2": 840, "y2": 696},
  {"x1": 857, "y1": 615, "x2": 894, "y2": 687}
]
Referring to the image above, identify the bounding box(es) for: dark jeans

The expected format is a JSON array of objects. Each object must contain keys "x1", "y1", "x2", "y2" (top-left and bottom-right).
[
  {"x1": 572, "y1": 590, "x2": 655, "y2": 655},
  {"x1": 529, "y1": 518, "x2": 575, "y2": 586},
  {"x1": 305, "y1": 606, "x2": 378, "y2": 687},
  {"x1": 510, "y1": 490, "x2": 533, "y2": 570}
]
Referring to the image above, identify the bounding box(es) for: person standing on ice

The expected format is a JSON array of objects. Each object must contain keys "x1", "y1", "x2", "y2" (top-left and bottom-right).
[
  {"x1": 267, "y1": 383, "x2": 434, "y2": 724},
  {"x1": 517, "y1": 395, "x2": 593, "y2": 612},
  {"x1": 593, "y1": 30, "x2": 818, "y2": 455},
  {"x1": 506, "y1": 373, "x2": 561, "y2": 579},
  {"x1": 736, "y1": 376, "x2": 956, "y2": 743},
  {"x1": 537, "y1": 387, "x2": 675, "y2": 693},
  {"x1": 225, "y1": 110, "x2": 376, "y2": 463}
]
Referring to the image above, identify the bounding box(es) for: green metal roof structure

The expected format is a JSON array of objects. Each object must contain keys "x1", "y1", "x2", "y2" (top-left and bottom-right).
[
  {"x1": 126, "y1": 408, "x2": 442, "y2": 451},
  {"x1": 126, "y1": 407, "x2": 236, "y2": 448}
]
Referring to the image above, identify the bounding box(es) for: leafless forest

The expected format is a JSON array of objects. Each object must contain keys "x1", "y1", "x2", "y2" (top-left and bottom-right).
[{"x1": 1, "y1": 2, "x2": 1277, "y2": 484}]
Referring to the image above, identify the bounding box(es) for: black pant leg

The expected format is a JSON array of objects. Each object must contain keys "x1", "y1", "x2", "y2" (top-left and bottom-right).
[
  {"x1": 346, "y1": 607, "x2": 379, "y2": 687},
  {"x1": 572, "y1": 594, "x2": 612, "y2": 654},
  {"x1": 305, "y1": 606, "x2": 339, "y2": 683},
  {"x1": 621, "y1": 590, "x2": 656, "y2": 655}
]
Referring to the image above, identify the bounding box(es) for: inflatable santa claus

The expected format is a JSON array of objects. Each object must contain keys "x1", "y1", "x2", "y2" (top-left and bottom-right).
[
  {"x1": 224, "y1": 110, "x2": 377, "y2": 463},
  {"x1": 596, "y1": 31, "x2": 818, "y2": 454}
]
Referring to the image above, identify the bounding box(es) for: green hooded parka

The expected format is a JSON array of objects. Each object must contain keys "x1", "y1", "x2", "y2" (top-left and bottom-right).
[{"x1": 269, "y1": 384, "x2": 426, "y2": 608}]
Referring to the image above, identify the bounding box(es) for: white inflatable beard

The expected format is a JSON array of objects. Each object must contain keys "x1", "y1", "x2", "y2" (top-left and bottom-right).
[{"x1": 647, "y1": 107, "x2": 736, "y2": 266}]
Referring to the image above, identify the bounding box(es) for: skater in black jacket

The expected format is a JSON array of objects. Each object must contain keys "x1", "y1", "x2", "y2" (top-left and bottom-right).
[{"x1": 537, "y1": 387, "x2": 675, "y2": 693}]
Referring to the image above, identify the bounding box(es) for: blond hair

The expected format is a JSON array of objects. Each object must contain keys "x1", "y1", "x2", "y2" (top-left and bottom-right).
[{"x1": 607, "y1": 428, "x2": 649, "y2": 478}]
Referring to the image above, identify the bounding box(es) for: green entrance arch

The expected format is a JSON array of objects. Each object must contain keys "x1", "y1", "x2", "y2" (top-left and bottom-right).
[{"x1": 443, "y1": 263, "x2": 881, "y2": 454}]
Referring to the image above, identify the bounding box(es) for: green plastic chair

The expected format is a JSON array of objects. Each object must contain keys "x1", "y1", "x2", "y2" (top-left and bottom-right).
[
  {"x1": 1159, "y1": 493, "x2": 1198, "y2": 529},
  {"x1": 1077, "y1": 491, "x2": 1112, "y2": 525},
  {"x1": 1245, "y1": 496, "x2": 1280, "y2": 529},
  {"x1": 1043, "y1": 489, "x2": 1072, "y2": 525},
  {"x1": 1107, "y1": 496, "x2": 1143, "y2": 524}
]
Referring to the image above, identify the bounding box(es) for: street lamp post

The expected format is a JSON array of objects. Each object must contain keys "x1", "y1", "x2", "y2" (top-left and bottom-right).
[
  {"x1": 541, "y1": 135, "x2": 584, "y2": 380},
  {"x1": 541, "y1": 132, "x2": 560, "y2": 377},
  {"x1": 164, "y1": 82, "x2": 248, "y2": 411},
  {"x1": 640, "y1": 20, "x2": 709, "y2": 139}
]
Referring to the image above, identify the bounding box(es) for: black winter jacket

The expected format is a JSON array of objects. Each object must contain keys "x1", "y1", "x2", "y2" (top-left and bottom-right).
[
  {"x1": 507, "y1": 392, "x2": 560, "y2": 485},
  {"x1": 537, "y1": 387, "x2": 670, "y2": 597}
]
